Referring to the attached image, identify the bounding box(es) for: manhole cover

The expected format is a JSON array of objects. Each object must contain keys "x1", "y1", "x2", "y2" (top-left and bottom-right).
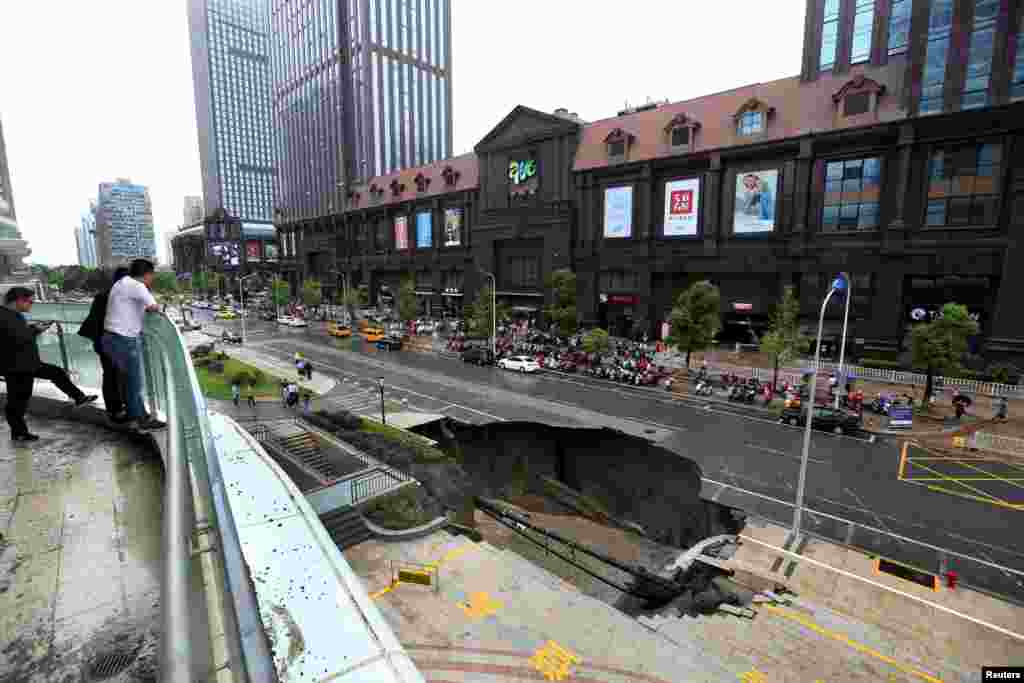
[{"x1": 87, "y1": 650, "x2": 137, "y2": 681}]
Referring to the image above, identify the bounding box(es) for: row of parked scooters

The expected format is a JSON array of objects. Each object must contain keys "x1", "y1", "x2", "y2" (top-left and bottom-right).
[
  {"x1": 584, "y1": 363, "x2": 668, "y2": 386},
  {"x1": 690, "y1": 373, "x2": 768, "y2": 404}
]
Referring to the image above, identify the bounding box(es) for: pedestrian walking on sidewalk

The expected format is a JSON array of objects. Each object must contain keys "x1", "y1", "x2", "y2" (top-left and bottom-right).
[
  {"x1": 995, "y1": 395, "x2": 1009, "y2": 421},
  {"x1": 247, "y1": 392, "x2": 256, "y2": 409},
  {"x1": 231, "y1": 380, "x2": 241, "y2": 407},
  {"x1": 302, "y1": 392, "x2": 311, "y2": 415}
]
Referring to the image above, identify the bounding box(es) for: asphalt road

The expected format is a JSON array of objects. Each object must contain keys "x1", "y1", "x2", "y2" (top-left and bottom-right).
[{"x1": 203, "y1": 314, "x2": 1024, "y2": 603}]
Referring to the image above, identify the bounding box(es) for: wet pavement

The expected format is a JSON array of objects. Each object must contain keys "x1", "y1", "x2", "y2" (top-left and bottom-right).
[
  {"x1": 226, "y1": 321, "x2": 1024, "y2": 605},
  {"x1": 0, "y1": 418, "x2": 170, "y2": 681}
]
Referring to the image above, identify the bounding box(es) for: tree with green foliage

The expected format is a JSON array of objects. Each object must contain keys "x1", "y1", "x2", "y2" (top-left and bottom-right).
[
  {"x1": 760, "y1": 285, "x2": 810, "y2": 390},
  {"x1": 152, "y1": 271, "x2": 178, "y2": 295},
  {"x1": 271, "y1": 279, "x2": 290, "y2": 309},
  {"x1": 911, "y1": 302, "x2": 979, "y2": 405},
  {"x1": 209, "y1": 272, "x2": 224, "y2": 298},
  {"x1": 466, "y1": 285, "x2": 509, "y2": 342},
  {"x1": 191, "y1": 271, "x2": 209, "y2": 296},
  {"x1": 582, "y1": 328, "x2": 610, "y2": 354},
  {"x1": 397, "y1": 275, "x2": 418, "y2": 325},
  {"x1": 48, "y1": 269, "x2": 65, "y2": 293},
  {"x1": 543, "y1": 269, "x2": 578, "y2": 337},
  {"x1": 667, "y1": 281, "x2": 722, "y2": 370},
  {"x1": 302, "y1": 278, "x2": 322, "y2": 309}
]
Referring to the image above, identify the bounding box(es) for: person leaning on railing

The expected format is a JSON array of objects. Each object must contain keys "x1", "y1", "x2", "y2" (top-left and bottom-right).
[
  {"x1": 78, "y1": 267, "x2": 130, "y2": 422},
  {"x1": 0, "y1": 287, "x2": 98, "y2": 442},
  {"x1": 100, "y1": 259, "x2": 166, "y2": 432}
]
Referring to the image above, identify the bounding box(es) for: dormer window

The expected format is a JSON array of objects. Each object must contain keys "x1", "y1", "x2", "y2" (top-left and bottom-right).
[
  {"x1": 664, "y1": 113, "x2": 700, "y2": 154},
  {"x1": 441, "y1": 165, "x2": 461, "y2": 187},
  {"x1": 389, "y1": 179, "x2": 405, "y2": 197},
  {"x1": 369, "y1": 183, "x2": 384, "y2": 203},
  {"x1": 832, "y1": 76, "x2": 886, "y2": 119},
  {"x1": 737, "y1": 111, "x2": 763, "y2": 136},
  {"x1": 414, "y1": 173, "x2": 431, "y2": 193},
  {"x1": 734, "y1": 98, "x2": 774, "y2": 137},
  {"x1": 605, "y1": 128, "x2": 634, "y2": 163}
]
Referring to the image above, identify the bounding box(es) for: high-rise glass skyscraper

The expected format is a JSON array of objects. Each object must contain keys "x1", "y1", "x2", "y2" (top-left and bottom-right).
[
  {"x1": 269, "y1": 0, "x2": 452, "y2": 223},
  {"x1": 94, "y1": 179, "x2": 157, "y2": 268},
  {"x1": 188, "y1": 0, "x2": 275, "y2": 223},
  {"x1": 75, "y1": 202, "x2": 98, "y2": 268}
]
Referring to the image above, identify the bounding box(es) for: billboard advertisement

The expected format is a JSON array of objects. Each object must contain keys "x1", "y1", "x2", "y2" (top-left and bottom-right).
[
  {"x1": 444, "y1": 208, "x2": 462, "y2": 246},
  {"x1": 208, "y1": 241, "x2": 240, "y2": 268},
  {"x1": 394, "y1": 216, "x2": 408, "y2": 250},
  {"x1": 264, "y1": 243, "x2": 278, "y2": 260},
  {"x1": 664, "y1": 178, "x2": 701, "y2": 236},
  {"x1": 416, "y1": 211, "x2": 432, "y2": 248},
  {"x1": 733, "y1": 169, "x2": 779, "y2": 234},
  {"x1": 603, "y1": 186, "x2": 633, "y2": 238},
  {"x1": 245, "y1": 240, "x2": 261, "y2": 260}
]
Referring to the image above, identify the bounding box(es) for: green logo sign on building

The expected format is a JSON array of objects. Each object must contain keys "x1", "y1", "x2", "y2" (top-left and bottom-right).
[{"x1": 509, "y1": 159, "x2": 538, "y2": 198}]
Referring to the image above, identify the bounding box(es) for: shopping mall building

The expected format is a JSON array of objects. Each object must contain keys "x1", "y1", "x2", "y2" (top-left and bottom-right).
[{"x1": 273, "y1": 0, "x2": 1024, "y2": 360}]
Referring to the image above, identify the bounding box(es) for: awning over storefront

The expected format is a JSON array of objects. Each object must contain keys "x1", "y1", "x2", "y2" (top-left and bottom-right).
[
  {"x1": 441, "y1": 292, "x2": 464, "y2": 297},
  {"x1": 414, "y1": 290, "x2": 436, "y2": 296},
  {"x1": 511, "y1": 306, "x2": 539, "y2": 313},
  {"x1": 496, "y1": 291, "x2": 543, "y2": 297}
]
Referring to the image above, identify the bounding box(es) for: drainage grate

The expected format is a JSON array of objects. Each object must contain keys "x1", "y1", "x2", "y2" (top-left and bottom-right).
[
  {"x1": 86, "y1": 650, "x2": 137, "y2": 681},
  {"x1": 877, "y1": 558, "x2": 937, "y2": 590}
]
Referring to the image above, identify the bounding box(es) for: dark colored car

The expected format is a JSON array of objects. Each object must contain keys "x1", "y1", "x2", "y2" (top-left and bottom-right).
[
  {"x1": 260, "y1": 311, "x2": 276, "y2": 321},
  {"x1": 461, "y1": 346, "x2": 494, "y2": 366},
  {"x1": 779, "y1": 405, "x2": 862, "y2": 435},
  {"x1": 377, "y1": 335, "x2": 403, "y2": 351}
]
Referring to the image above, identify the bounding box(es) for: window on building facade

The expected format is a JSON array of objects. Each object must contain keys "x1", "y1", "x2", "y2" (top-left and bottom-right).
[
  {"x1": 600, "y1": 270, "x2": 640, "y2": 292},
  {"x1": 962, "y1": 0, "x2": 999, "y2": 110},
  {"x1": 926, "y1": 143, "x2": 1001, "y2": 227},
  {"x1": 505, "y1": 256, "x2": 541, "y2": 288},
  {"x1": 671, "y1": 127, "x2": 690, "y2": 148},
  {"x1": 820, "y1": 0, "x2": 840, "y2": 70},
  {"x1": 843, "y1": 91, "x2": 872, "y2": 116},
  {"x1": 850, "y1": 0, "x2": 875, "y2": 64},
  {"x1": 887, "y1": 0, "x2": 911, "y2": 54},
  {"x1": 1015, "y1": 17, "x2": 1024, "y2": 100},
  {"x1": 822, "y1": 157, "x2": 881, "y2": 231},
  {"x1": 736, "y1": 111, "x2": 764, "y2": 136},
  {"x1": 919, "y1": 0, "x2": 954, "y2": 114}
]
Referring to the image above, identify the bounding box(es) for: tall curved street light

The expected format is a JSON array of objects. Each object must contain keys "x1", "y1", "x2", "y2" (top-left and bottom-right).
[{"x1": 792, "y1": 272, "x2": 848, "y2": 540}]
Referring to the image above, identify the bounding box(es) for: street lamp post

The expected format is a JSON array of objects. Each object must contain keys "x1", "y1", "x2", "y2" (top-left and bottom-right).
[
  {"x1": 377, "y1": 377, "x2": 385, "y2": 424},
  {"x1": 479, "y1": 269, "x2": 496, "y2": 360},
  {"x1": 793, "y1": 274, "x2": 847, "y2": 540},
  {"x1": 239, "y1": 273, "x2": 258, "y2": 344},
  {"x1": 834, "y1": 271, "x2": 853, "y2": 409}
]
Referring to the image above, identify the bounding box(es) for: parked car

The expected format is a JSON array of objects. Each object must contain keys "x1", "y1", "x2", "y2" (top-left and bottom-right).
[
  {"x1": 498, "y1": 355, "x2": 541, "y2": 373},
  {"x1": 779, "y1": 405, "x2": 862, "y2": 435},
  {"x1": 461, "y1": 346, "x2": 494, "y2": 366},
  {"x1": 215, "y1": 310, "x2": 237, "y2": 320},
  {"x1": 377, "y1": 335, "x2": 403, "y2": 351},
  {"x1": 288, "y1": 317, "x2": 309, "y2": 328},
  {"x1": 260, "y1": 311, "x2": 277, "y2": 321},
  {"x1": 328, "y1": 322, "x2": 352, "y2": 337}
]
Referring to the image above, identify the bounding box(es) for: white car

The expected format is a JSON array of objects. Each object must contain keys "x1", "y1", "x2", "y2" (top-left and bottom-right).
[
  {"x1": 289, "y1": 318, "x2": 309, "y2": 328},
  {"x1": 276, "y1": 316, "x2": 296, "y2": 326},
  {"x1": 498, "y1": 355, "x2": 540, "y2": 373}
]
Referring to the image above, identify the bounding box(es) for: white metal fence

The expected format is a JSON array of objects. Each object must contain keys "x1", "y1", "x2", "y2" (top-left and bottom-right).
[
  {"x1": 972, "y1": 431, "x2": 1024, "y2": 457},
  {"x1": 653, "y1": 352, "x2": 1020, "y2": 397}
]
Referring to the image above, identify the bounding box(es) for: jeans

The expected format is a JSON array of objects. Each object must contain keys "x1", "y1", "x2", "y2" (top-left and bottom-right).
[
  {"x1": 101, "y1": 332, "x2": 146, "y2": 419},
  {"x1": 95, "y1": 345, "x2": 125, "y2": 415}
]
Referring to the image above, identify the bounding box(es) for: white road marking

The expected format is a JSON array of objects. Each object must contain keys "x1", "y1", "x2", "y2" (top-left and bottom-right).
[{"x1": 744, "y1": 443, "x2": 827, "y2": 464}]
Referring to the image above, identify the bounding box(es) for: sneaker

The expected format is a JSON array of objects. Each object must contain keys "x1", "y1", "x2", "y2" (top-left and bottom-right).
[
  {"x1": 12, "y1": 433, "x2": 40, "y2": 442},
  {"x1": 109, "y1": 411, "x2": 132, "y2": 424},
  {"x1": 136, "y1": 418, "x2": 167, "y2": 431},
  {"x1": 74, "y1": 395, "x2": 99, "y2": 408}
]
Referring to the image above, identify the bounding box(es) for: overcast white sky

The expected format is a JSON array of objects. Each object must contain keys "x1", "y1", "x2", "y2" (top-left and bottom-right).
[{"x1": 0, "y1": 1, "x2": 805, "y2": 267}]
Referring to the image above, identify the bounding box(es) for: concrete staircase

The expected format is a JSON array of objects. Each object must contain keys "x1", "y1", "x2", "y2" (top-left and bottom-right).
[
  {"x1": 320, "y1": 506, "x2": 373, "y2": 550},
  {"x1": 273, "y1": 427, "x2": 345, "y2": 479}
]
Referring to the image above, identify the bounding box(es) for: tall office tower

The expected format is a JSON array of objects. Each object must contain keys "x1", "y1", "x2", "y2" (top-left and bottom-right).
[
  {"x1": 75, "y1": 202, "x2": 98, "y2": 268},
  {"x1": 0, "y1": 116, "x2": 31, "y2": 276},
  {"x1": 94, "y1": 179, "x2": 157, "y2": 268},
  {"x1": 188, "y1": 0, "x2": 275, "y2": 223},
  {"x1": 163, "y1": 232, "x2": 176, "y2": 268},
  {"x1": 183, "y1": 195, "x2": 205, "y2": 225},
  {"x1": 269, "y1": 0, "x2": 452, "y2": 223}
]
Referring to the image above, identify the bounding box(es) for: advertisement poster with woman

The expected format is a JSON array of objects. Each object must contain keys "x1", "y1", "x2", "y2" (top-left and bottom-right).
[
  {"x1": 416, "y1": 211, "x2": 432, "y2": 248},
  {"x1": 733, "y1": 170, "x2": 778, "y2": 234},
  {"x1": 444, "y1": 208, "x2": 462, "y2": 246},
  {"x1": 394, "y1": 215, "x2": 409, "y2": 250}
]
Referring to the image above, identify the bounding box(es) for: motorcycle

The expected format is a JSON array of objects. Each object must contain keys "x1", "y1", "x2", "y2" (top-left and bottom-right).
[{"x1": 694, "y1": 379, "x2": 714, "y2": 396}]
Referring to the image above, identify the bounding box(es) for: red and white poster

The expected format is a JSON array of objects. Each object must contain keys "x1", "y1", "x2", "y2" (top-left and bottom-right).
[
  {"x1": 246, "y1": 240, "x2": 261, "y2": 260},
  {"x1": 664, "y1": 178, "x2": 701, "y2": 236},
  {"x1": 394, "y1": 216, "x2": 408, "y2": 250}
]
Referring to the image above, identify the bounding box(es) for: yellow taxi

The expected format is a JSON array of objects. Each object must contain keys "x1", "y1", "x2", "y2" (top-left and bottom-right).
[
  {"x1": 215, "y1": 310, "x2": 238, "y2": 320},
  {"x1": 363, "y1": 326, "x2": 385, "y2": 342},
  {"x1": 328, "y1": 321, "x2": 352, "y2": 337}
]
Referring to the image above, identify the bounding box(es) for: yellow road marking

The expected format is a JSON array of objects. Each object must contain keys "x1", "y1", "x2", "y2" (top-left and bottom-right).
[
  {"x1": 922, "y1": 483, "x2": 1024, "y2": 511},
  {"x1": 951, "y1": 458, "x2": 1024, "y2": 493},
  {"x1": 761, "y1": 605, "x2": 945, "y2": 683},
  {"x1": 738, "y1": 670, "x2": 768, "y2": 683},
  {"x1": 899, "y1": 442, "x2": 908, "y2": 479},
  {"x1": 529, "y1": 640, "x2": 580, "y2": 681},
  {"x1": 371, "y1": 542, "x2": 479, "y2": 599},
  {"x1": 457, "y1": 591, "x2": 502, "y2": 619},
  {"x1": 905, "y1": 459, "x2": 1016, "y2": 507},
  {"x1": 903, "y1": 476, "x2": 1024, "y2": 482}
]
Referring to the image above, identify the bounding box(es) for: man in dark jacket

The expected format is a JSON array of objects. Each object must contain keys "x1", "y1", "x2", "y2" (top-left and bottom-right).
[
  {"x1": 0, "y1": 287, "x2": 97, "y2": 441},
  {"x1": 78, "y1": 268, "x2": 130, "y2": 421}
]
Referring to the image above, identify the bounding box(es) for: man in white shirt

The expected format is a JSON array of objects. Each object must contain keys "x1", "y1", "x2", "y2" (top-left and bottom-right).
[{"x1": 100, "y1": 259, "x2": 165, "y2": 430}]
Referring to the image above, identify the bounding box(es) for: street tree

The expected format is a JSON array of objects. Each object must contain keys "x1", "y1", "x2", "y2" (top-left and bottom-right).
[
  {"x1": 466, "y1": 285, "x2": 509, "y2": 342},
  {"x1": 152, "y1": 271, "x2": 178, "y2": 295},
  {"x1": 543, "y1": 269, "x2": 578, "y2": 337},
  {"x1": 911, "y1": 302, "x2": 979, "y2": 405},
  {"x1": 339, "y1": 286, "x2": 368, "y2": 322},
  {"x1": 582, "y1": 328, "x2": 610, "y2": 355},
  {"x1": 208, "y1": 272, "x2": 224, "y2": 298},
  {"x1": 667, "y1": 281, "x2": 722, "y2": 370},
  {"x1": 397, "y1": 275, "x2": 418, "y2": 325},
  {"x1": 271, "y1": 279, "x2": 291, "y2": 310},
  {"x1": 302, "y1": 278, "x2": 322, "y2": 310},
  {"x1": 191, "y1": 271, "x2": 209, "y2": 297},
  {"x1": 760, "y1": 285, "x2": 809, "y2": 390}
]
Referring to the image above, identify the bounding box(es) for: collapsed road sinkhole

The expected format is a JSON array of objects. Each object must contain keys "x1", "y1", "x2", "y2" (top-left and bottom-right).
[{"x1": 288, "y1": 411, "x2": 772, "y2": 617}]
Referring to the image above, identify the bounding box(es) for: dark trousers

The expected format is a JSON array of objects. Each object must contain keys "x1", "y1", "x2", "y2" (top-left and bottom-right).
[
  {"x1": 97, "y1": 347, "x2": 125, "y2": 415},
  {"x1": 4, "y1": 363, "x2": 86, "y2": 435}
]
